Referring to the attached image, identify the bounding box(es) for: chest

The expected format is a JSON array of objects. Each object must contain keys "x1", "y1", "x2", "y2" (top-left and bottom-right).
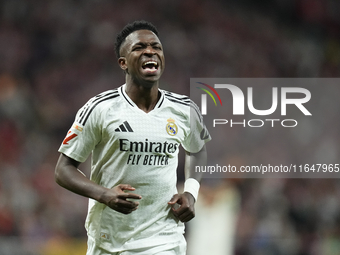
[{"x1": 102, "y1": 107, "x2": 187, "y2": 154}]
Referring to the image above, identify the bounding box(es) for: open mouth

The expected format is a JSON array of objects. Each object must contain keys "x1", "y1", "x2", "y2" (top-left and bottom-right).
[{"x1": 142, "y1": 60, "x2": 159, "y2": 71}]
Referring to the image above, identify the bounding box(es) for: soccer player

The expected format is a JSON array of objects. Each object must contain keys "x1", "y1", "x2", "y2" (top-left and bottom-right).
[{"x1": 55, "y1": 20, "x2": 210, "y2": 255}]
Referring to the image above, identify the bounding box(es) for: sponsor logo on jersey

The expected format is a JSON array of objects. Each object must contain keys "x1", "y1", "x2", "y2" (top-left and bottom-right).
[
  {"x1": 166, "y1": 118, "x2": 178, "y2": 136},
  {"x1": 119, "y1": 139, "x2": 178, "y2": 154},
  {"x1": 119, "y1": 138, "x2": 179, "y2": 166}
]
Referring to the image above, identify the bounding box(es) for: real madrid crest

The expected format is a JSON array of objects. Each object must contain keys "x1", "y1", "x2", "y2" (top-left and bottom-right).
[{"x1": 166, "y1": 118, "x2": 178, "y2": 136}]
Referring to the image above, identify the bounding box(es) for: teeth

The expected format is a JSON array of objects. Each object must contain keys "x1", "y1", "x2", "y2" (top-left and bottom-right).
[{"x1": 143, "y1": 61, "x2": 158, "y2": 66}]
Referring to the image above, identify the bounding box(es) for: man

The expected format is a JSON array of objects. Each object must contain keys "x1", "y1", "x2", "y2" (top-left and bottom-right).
[{"x1": 55, "y1": 20, "x2": 210, "y2": 255}]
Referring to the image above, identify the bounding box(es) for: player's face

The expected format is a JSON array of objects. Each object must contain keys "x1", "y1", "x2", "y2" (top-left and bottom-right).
[{"x1": 119, "y1": 30, "x2": 165, "y2": 85}]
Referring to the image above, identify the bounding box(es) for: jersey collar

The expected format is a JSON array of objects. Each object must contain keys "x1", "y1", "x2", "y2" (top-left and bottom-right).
[{"x1": 120, "y1": 84, "x2": 165, "y2": 111}]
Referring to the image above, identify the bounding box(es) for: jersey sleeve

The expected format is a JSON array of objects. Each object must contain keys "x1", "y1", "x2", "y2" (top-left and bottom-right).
[
  {"x1": 181, "y1": 101, "x2": 211, "y2": 153},
  {"x1": 58, "y1": 102, "x2": 102, "y2": 163}
]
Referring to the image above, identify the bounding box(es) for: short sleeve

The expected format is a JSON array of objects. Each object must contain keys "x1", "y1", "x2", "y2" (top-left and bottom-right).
[
  {"x1": 181, "y1": 101, "x2": 211, "y2": 153},
  {"x1": 58, "y1": 104, "x2": 102, "y2": 163}
]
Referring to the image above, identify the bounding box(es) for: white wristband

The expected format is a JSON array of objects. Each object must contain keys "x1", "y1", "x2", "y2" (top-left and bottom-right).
[{"x1": 184, "y1": 178, "x2": 200, "y2": 201}]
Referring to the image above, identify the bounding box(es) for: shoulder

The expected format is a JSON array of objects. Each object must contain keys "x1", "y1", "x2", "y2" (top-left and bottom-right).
[
  {"x1": 162, "y1": 90, "x2": 202, "y2": 123},
  {"x1": 163, "y1": 90, "x2": 190, "y2": 106},
  {"x1": 76, "y1": 88, "x2": 121, "y2": 126}
]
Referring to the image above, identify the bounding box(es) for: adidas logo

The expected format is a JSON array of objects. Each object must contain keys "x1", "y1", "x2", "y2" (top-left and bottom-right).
[{"x1": 115, "y1": 121, "x2": 134, "y2": 132}]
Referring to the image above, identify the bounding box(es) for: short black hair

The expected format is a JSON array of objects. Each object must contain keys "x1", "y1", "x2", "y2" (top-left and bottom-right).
[{"x1": 115, "y1": 20, "x2": 159, "y2": 58}]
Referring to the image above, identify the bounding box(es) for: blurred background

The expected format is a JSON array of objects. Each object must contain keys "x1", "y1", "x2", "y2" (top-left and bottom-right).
[{"x1": 1, "y1": 0, "x2": 340, "y2": 254}]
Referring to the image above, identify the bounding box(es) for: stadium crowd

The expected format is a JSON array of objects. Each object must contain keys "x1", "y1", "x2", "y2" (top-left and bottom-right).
[{"x1": 0, "y1": 0, "x2": 340, "y2": 254}]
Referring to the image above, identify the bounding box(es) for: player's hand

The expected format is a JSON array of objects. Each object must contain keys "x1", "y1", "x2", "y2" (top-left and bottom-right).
[
  {"x1": 100, "y1": 184, "x2": 142, "y2": 214},
  {"x1": 168, "y1": 192, "x2": 195, "y2": 222}
]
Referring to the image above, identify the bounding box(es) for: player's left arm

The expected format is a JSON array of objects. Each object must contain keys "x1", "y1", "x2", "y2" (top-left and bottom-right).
[{"x1": 168, "y1": 144, "x2": 207, "y2": 222}]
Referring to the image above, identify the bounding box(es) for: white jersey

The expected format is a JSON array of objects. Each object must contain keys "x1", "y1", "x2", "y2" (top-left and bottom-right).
[{"x1": 58, "y1": 84, "x2": 210, "y2": 252}]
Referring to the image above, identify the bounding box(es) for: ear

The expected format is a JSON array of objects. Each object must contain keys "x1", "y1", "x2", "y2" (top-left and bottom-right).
[{"x1": 118, "y1": 57, "x2": 127, "y2": 71}]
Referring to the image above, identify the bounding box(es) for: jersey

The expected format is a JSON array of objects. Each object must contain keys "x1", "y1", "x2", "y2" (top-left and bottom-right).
[{"x1": 58, "y1": 84, "x2": 211, "y2": 252}]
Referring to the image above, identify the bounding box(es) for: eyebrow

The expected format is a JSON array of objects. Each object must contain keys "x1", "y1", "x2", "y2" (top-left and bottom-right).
[{"x1": 132, "y1": 42, "x2": 161, "y2": 47}]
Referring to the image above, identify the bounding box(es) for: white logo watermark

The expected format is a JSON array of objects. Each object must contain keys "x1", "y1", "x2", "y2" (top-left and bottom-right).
[{"x1": 201, "y1": 85, "x2": 311, "y2": 116}]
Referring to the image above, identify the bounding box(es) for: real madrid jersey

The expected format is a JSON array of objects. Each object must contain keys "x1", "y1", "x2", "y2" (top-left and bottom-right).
[{"x1": 58, "y1": 84, "x2": 211, "y2": 252}]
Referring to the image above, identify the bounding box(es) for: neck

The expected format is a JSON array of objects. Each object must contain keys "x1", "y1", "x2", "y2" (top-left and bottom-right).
[{"x1": 125, "y1": 80, "x2": 160, "y2": 113}]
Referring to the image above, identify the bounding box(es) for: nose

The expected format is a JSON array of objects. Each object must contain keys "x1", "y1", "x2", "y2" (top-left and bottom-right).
[{"x1": 143, "y1": 45, "x2": 156, "y2": 55}]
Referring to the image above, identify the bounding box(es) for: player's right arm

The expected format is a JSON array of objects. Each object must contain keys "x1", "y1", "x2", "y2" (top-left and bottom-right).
[
  {"x1": 56, "y1": 92, "x2": 141, "y2": 214},
  {"x1": 55, "y1": 153, "x2": 141, "y2": 214}
]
